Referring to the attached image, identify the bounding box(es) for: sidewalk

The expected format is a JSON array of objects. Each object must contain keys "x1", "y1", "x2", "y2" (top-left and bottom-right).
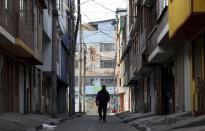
[
  {"x1": 121, "y1": 112, "x2": 156, "y2": 123},
  {"x1": 116, "y1": 111, "x2": 205, "y2": 131},
  {"x1": 0, "y1": 112, "x2": 82, "y2": 131}
]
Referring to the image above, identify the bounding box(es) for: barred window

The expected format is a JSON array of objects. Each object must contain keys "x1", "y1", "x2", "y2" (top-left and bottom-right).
[
  {"x1": 100, "y1": 43, "x2": 115, "y2": 52},
  {"x1": 100, "y1": 60, "x2": 115, "y2": 68},
  {"x1": 101, "y1": 78, "x2": 114, "y2": 86},
  {"x1": 85, "y1": 78, "x2": 94, "y2": 86}
]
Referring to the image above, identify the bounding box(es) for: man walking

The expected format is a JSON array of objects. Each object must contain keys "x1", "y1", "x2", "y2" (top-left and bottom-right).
[{"x1": 96, "y1": 85, "x2": 110, "y2": 122}]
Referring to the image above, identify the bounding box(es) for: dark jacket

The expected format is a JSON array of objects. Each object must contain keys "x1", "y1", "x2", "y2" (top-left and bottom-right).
[{"x1": 96, "y1": 89, "x2": 110, "y2": 106}]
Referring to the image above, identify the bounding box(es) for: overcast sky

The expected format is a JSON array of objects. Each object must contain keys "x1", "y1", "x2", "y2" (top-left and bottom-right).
[{"x1": 79, "y1": 0, "x2": 127, "y2": 23}]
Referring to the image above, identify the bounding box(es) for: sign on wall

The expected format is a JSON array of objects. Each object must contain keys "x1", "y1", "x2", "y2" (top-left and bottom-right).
[{"x1": 85, "y1": 86, "x2": 115, "y2": 94}]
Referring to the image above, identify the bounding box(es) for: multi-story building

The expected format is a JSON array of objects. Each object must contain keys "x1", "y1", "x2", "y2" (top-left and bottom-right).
[
  {"x1": 0, "y1": 0, "x2": 75, "y2": 116},
  {"x1": 75, "y1": 19, "x2": 116, "y2": 114},
  {"x1": 124, "y1": 0, "x2": 205, "y2": 116},
  {"x1": 169, "y1": 0, "x2": 205, "y2": 115},
  {"x1": 39, "y1": 0, "x2": 75, "y2": 115},
  {"x1": 0, "y1": 0, "x2": 46, "y2": 113},
  {"x1": 125, "y1": 0, "x2": 177, "y2": 114},
  {"x1": 115, "y1": 8, "x2": 131, "y2": 112}
]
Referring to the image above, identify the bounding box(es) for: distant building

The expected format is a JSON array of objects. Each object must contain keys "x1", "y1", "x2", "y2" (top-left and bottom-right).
[
  {"x1": 75, "y1": 19, "x2": 116, "y2": 114},
  {"x1": 115, "y1": 8, "x2": 131, "y2": 112}
]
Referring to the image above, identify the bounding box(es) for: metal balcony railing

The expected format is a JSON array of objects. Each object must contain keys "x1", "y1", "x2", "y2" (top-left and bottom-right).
[
  {"x1": 0, "y1": 8, "x2": 17, "y2": 37},
  {"x1": 0, "y1": 1, "x2": 34, "y2": 49},
  {"x1": 17, "y1": 17, "x2": 34, "y2": 49},
  {"x1": 147, "y1": 26, "x2": 157, "y2": 56}
]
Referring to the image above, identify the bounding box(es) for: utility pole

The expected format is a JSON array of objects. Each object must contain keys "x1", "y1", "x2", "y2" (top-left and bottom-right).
[
  {"x1": 69, "y1": 0, "x2": 81, "y2": 115},
  {"x1": 78, "y1": 14, "x2": 82, "y2": 112},
  {"x1": 112, "y1": 55, "x2": 117, "y2": 113},
  {"x1": 68, "y1": 0, "x2": 78, "y2": 115},
  {"x1": 51, "y1": 0, "x2": 58, "y2": 118},
  {"x1": 83, "y1": 44, "x2": 86, "y2": 113}
]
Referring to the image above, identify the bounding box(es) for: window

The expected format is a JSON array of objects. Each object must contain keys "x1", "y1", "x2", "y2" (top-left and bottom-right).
[
  {"x1": 75, "y1": 59, "x2": 78, "y2": 68},
  {"x1": 100, "y1": 43, "x2": 115, "y2": 52},
  {"x1": 48, "y1": 0, "x2": 51, "y2": 16},
  {"x1": 75, "y1": 78, "x2": 78, "y2": 86},
  {"x1": 56, "y1": 0, "x2": 60, "y2": 10},
  {"x1": 20, "y1": 0, "x2": 23, "y2": 16},
  {"x1": 85, "y1": 78, "x2": 94, "y2": 86},
  {"x1": 61, "y1": 0, "x2": 64, "y2": 15},
  {"x1": 101, "y1": 78, "x2": 114, "y2": 86},
  {"x1": 157, "y1": 0, "x2": 168, "y2": 19},
  {"x1": 91, "y1": 24, "x2": 98, "y2": 30},
  {"x1": 23, "y1": 0, "x2": 27, "y2": 22},
  {"x1": 57, "y1": 0, "x2": 61, "y2": 10},
  {"x1": 5, "y1": 0, "x2": 8, "y2": 9},
  {"x1": 100, "y1": 60, "x2": 115, "y2": 68},
  {"x1": 19, "y1": 0, "x2": 28, "y2": 22},
  {"x1": 5, "y1": 0, "x2": 13, "y2": 14}
]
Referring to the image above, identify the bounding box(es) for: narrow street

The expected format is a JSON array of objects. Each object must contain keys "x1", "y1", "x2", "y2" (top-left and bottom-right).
[
  {"x1": 47, "y1": 115, "x2": 138, "y2": 131},
  {"x1": 1, "y1": 0, "x2": 205, "y2": 130}
]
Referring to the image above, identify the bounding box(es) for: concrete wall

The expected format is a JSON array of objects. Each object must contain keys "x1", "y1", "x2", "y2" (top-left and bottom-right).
[
  {"x1": 183, "y1": 44, "x2": 192, "y2": 111},
  {"x1": 75, "y1": 20, "x2": 116, "y2": 113},
  {"x1": 75, "y1": 20, "x2": 116, "y2": 77},
  {"x1": 38, "y1": 4, "x2": 53, "y2": 72}
]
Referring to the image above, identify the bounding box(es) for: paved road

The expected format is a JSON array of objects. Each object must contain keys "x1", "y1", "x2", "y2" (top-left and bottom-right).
[{"x1": 48, "y1": 115, "x2": 138, "y2": 131}]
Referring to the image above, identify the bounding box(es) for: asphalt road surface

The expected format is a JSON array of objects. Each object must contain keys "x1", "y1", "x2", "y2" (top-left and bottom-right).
[{"x1": 50, "y1": 115, "x2": 138, "y2": 131}]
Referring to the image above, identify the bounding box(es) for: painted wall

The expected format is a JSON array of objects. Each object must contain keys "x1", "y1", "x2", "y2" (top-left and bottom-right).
[
  {"x1": 75, "y1": 20, "x2": 116, "y2": 113},
  {"x1": 38, "y1": 7, "x2": 53, "y2": 72},
  {"x1": 168, "y1": 0, "x2": 191, "y2": 38}
]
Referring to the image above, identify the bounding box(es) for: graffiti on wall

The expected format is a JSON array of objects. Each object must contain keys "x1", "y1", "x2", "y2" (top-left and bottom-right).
[{"x1": 85, "y1": 95, "x2": 98, "y2": 114}]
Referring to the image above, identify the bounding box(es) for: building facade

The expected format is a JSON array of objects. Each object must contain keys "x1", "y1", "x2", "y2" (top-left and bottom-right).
[
  {"x1": 0, "y1": 0, "x2": 75, "y2": 116},
  {"x1": 75, "y1": 19, "x2": 116, "y2": 114},
  {"x1": 115, "y1": 8, "x2": 131, "y2": 112},
  {"x1": 122, "y1": 0, "x2": 205, "y2": 116}
]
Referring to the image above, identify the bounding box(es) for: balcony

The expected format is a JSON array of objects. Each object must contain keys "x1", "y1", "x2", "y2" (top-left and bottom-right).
[
  {"x1": 135, "y1": 53, "x2": 152, "y2": 74},
  {"x1": 128, "y1": 65, "x2": 143, "y2": 85},
  {"x1": 0, "y1": 1, "x2": 42, "y2": 64},
  {"x1": 169, "y1": 0, "x2": 205, "y2": 39},
  {"x1": 148, "y1": 9, "x2": 174, "y2": 64}
]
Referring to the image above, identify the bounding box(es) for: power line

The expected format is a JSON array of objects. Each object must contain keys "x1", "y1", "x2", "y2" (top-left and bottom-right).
[
  {"x1": 81, "y1": 11, "x2": 115, "y2": 23},
  {"x1": 80, "y1": 0, "x2": 90, "y2": 5},
  {"x1": 82, "y1": 11, "x2": 115, "y2": 14},
  {"x1": 90, "y1": 0, "x2": 115, "y2": 12},
  {"x1": 81, "y1": 13, "x2": 92, "y2": 21},
  {"x1": 98, "y1": 30, "x2": 115, "y2": 39}
]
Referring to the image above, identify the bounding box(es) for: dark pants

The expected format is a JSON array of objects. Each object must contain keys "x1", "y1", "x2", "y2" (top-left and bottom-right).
[{"x1": 98, "y1": 104, "x2": 107, "y2": 121}]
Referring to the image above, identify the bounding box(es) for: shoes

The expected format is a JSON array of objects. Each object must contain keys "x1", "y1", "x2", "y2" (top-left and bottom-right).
[{"x1": 103, "y1": 119, "x2": 106, "y2": 122}]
